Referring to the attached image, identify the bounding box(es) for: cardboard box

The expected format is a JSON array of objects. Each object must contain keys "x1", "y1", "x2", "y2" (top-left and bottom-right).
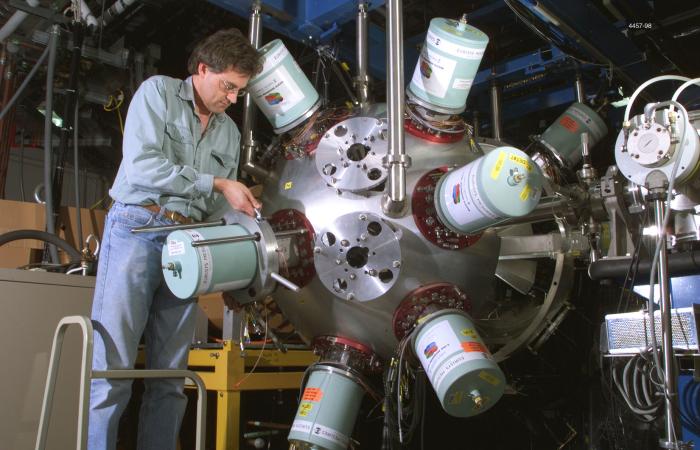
[{"x1": 0, "y1": 200, "x2": 107, "y2": 269}]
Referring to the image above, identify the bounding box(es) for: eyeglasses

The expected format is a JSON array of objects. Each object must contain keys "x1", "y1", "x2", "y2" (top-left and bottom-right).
[{"x1": 219, "y1": 79, "x2": 247, "y2": 97}]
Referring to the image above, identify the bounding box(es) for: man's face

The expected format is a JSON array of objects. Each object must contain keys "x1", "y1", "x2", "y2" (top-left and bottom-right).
[{"x1": 196, "y1": 63, "x2": 251, "y2": 114}]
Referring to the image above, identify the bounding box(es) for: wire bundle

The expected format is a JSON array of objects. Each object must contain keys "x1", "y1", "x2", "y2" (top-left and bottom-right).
[
  {"x1": 280, "y1": 106, "x2": 353, "y2": 159},
  {"x1": 405, "y1": 101, "x2": 467, "y2": 136},
  {"x1": 612, "y1": 352, "x2": 663, "y2": 421},
  {"x1": 382, "y1": 334, "x2": 427, "y2": 450}
]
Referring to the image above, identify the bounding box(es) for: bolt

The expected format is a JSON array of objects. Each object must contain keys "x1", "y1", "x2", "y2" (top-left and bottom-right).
[
  {"x1": 368, "y1": 269, "x2": 377, "y2": 276},
  {"x1": 471, "y1": 390, "x2": 484, "y2": 409},
  {"x1": 392, "y1": 260, "x2": 401, "y2": 268},
  {"x1": 359, "y1": 233, "x2": 368, "y2": 241},
  {"x1": 313, "y1": 246, "x2": 322, "y2": 254},
  {"x1": 343, "y1": 162, "x2": 350, "y2": 168},
  {"x1": 346, "y1": 292, "x2": 355, "y2": 300},
  {"x1": 349, "y1": 273, "x2": 356, "y2": 280},
  {"x1": 359, "y1": 214, "x2": 367, "y2": 220},
  {"x1": 335, "y1": 259, "x2": 343, "y2": 265},
  {"x1": 341, "y1": 239, "x2": 350, "y2": 247}
]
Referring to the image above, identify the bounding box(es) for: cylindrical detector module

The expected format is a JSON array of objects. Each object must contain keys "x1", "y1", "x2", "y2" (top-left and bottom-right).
[
  {"x1": 537, "y1": 102, "x2": 608, "y2": 169},
  {"x1": 248, "y1": 39, "x2": 321, "y2": 134},
  {"x1": 161, "y1": 224, "x2": 258, "y2": 299},
  {"x1": 288, "y1": 365, "x2": 365, "y2": 450},
  {"x1": 435, "y1": 146, "x2": 544, "y2": 234},
  {"x1": 412, "y1": 309, "x2": 505, "y2": 417},
  {"x1": 407, "y1": 17, "x2": 489, "y2": 114}
]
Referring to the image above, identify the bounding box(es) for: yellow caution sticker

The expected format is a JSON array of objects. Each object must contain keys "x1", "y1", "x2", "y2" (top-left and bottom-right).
[
  {"x1": 460, "y1": 328, "x2": 478, "y2": 339},
  {"x1": 479, "y1": 370, "x2": 501, "y2": 386},
  {"x1": 298, "y1": 402, "x2": 313, "y2": 417},
  {"x1": 508, "y1": 153, "x2": 532, "y2": 171},
  {"x1": 284, "y1": 181, "x2": 293, "y2": 190},
  {"x1": 490, "y1": 151, "x2": 507, "y2": 180},
  {"x1": 447, "y1": 390, "x2": 465, "y2": 405},
  {"x1": 519, "y1": 183, "x2": 531, "y2": 201}
]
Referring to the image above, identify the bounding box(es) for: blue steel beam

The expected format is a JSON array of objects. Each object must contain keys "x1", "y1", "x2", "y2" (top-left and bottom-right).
[
  {"x1": 528, "y1": 0, "x2": 655, "y2": 86},
  {"x1": 207, "y1": 0, "x2": 385, "y2": 44}
]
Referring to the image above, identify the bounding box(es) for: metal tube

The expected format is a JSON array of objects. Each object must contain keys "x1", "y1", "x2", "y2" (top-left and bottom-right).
[
  {"x1": 653, "y1": 198, "x2": 681, "y2": 444},
  {"x1": 580, "y1": 132, "x2": 590, "y2": 161},
  {"x1": 0, "y1": 0, "x2": 39, "y2": 43},
  {"x1": 130, "y1": 219, "x2": 225, "y2": 234},
  {"x1": 355, "y1": 2, "x2": 370, "y2": 107},
  {"x1": 191, "y1": 233, "x2": 261, "y2": 247},
  {"x1": 274, "y1": 228, "x2": 308, "y2": 238},
  {"x1": 0, "y1": 44, "x2": 49, "y2": 122},
  {"x1": 490, "y1": 77, "x2": 502, "y2": 141},
  {"x1": 51, "y1": 22, "x2": 84, "y2": 239},
  {"x1": 240, "y1": 1, "x2": 270, "y2": 180},
  {"x1": 43, "y1": 24, "x2": 59, "y2": 263},
  {"x1": 575, "y1": 72, "x2": 585, "y2": 103},
  {"x1": 381, "y1": 0, "x2": 410, "y2": 218},
  {"x1": 73, "y1": 100, "x2": 83, "y2": 248},
  {"x1": 492, "y1": 196, "x2": 577, "y2": 227},
  {"x1": 271, "y1": 272, "x2": 300, "y2": 291}
]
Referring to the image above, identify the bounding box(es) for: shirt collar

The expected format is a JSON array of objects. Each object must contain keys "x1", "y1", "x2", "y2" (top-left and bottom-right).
[{"x1": 179, "y1": 76, "x2": 226, "y2": 124}]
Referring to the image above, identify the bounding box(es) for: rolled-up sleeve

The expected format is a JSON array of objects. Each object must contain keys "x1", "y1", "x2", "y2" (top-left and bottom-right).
[{"x1": 122, "y1": 78, "x2": 212, "y2": 198}]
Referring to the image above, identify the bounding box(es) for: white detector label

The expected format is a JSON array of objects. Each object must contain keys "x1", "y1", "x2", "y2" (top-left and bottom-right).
[
  {"x1": 427, "y1": 29, "x2": 485, "y2": 60},
  {"x1": 442, "y1": 159, "x2": 499, "y2": 229},
  {"x1": 185, "y1": 230, "x2": 213, "y2": 295},
  {"x1": 167, "y1": 239, "x2": 185, "y2": 256},
  {"x1": 251, "y1": 65, "x2": 304, "y2": 115},
  {"x1": 416, "y1": 319, "x2": 462, "y2": 381},
  {"x1": 411, "y1": 46, "x2": 457, "y2": 99}
]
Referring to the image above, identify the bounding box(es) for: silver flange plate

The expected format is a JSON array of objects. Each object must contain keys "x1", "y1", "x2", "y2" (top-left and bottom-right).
[
  {"x1": 314, "y1": 116, "x2": 389, "y2": 192},
  {"x1": 615, "y1": 112, "x2": 700, "y2": 187},
  {"x1": 313, "y1": 212, "x2": 402, "y2": 302}
]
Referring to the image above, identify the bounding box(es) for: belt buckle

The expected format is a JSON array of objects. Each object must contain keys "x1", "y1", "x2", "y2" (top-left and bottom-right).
[{"x1": 166, "y1": 210, "x2": 180, "y2": 224}]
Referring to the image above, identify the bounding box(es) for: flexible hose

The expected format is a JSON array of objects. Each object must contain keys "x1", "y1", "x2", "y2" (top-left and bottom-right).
[
  {"x1": 0, "y1": 229, "x2": 81, "y2": 263},
  {"x1": 623, "y1": 75, "x2": 690, "y2": 123}
]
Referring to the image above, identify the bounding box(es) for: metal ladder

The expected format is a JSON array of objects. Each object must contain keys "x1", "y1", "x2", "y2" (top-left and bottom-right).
[{"x1": 34, "y1": 315, "x2": 207, "y2": 450}]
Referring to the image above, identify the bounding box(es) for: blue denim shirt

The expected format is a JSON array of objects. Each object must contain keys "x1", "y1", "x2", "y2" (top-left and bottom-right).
[{"x1": 109, "y1": 75, "x2": 240, "y2": 221}]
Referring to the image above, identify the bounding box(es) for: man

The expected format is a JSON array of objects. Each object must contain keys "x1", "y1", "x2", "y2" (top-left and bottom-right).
[{"x1": 88, "y1": 28, "x2": 262, "y2": 450}]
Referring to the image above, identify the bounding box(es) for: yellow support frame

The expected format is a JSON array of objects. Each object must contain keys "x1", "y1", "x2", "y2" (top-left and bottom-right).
[{"x1": 186, "y1": 342, "x2": 317, "y2": 450}]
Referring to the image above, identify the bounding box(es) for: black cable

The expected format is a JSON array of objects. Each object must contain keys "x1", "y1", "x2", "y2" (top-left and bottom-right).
[{"x1": 0, "y1": 229, "x2": 81, "y2": 265}]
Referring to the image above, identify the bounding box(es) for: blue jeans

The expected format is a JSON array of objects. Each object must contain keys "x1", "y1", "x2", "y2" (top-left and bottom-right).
[{"x1": 88, "y1": 202, "x2": 197, "y2": 450}]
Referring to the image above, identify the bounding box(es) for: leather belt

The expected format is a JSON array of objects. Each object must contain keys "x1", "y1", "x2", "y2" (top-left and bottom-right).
[{"x1": 141, "y1": 204, "x2": 195, "y2": 225}]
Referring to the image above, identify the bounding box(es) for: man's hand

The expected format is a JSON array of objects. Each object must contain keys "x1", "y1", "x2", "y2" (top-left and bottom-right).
[{"x1": 213, "y1": 178, "x2": 262, "y2": 217}]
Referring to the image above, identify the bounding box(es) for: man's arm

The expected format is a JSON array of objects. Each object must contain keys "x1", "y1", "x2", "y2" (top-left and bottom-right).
[
  {"x1": 121, "y1": 78, "x2": 214, "y2": 199},
  {"x1": 213, "y1": 177, "x2": 261, "y2": 217}
]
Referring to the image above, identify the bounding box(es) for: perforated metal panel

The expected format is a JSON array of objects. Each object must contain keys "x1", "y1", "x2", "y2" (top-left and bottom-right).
[{"x1": 602, "y1": 307, "x2": 699, "y2": 354}]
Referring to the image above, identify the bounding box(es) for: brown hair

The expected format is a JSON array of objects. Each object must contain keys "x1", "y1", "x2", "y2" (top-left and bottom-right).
[{"x1": 187, "y1": 28, "x2": 262, "y2": 77}]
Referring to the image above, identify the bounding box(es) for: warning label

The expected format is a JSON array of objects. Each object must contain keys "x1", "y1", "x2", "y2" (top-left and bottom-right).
[
  {"x1": 302, "y1": 387, "x2": 323, "y2": 402},
  {"x1": 461, "y1": 341, "x2": 487, "y2": 353},
  {"x1": 559, "y1": 115, "x2": 579, "y2": 133}
]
